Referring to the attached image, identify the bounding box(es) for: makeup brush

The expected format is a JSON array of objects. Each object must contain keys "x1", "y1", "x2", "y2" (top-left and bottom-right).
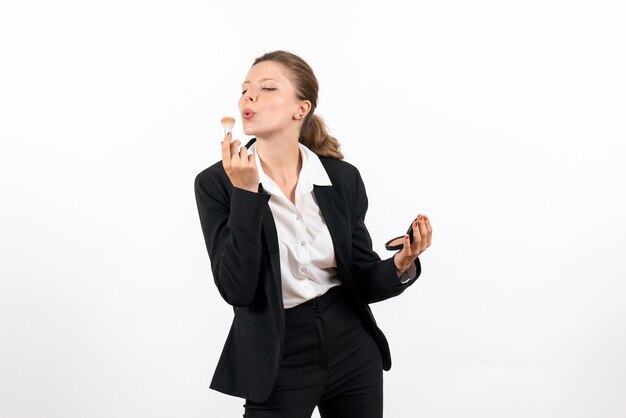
[{"x1": 221, "y1": 116, "x2": 235, "y2": 136}]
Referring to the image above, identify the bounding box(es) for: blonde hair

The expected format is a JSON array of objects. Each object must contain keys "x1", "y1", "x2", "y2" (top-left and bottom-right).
[{"x1": 253, "y1": 51, "x2": 343, "y2": 160}]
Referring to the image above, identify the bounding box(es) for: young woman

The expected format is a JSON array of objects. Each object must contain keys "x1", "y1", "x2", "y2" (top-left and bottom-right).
[{"x1": 195, "y1": 50, "x2": 432, "y2": 418}]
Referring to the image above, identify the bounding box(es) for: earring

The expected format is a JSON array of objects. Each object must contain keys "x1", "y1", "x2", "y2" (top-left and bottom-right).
[{"x1": 296, "y1": 114, "x2": 302, "y2": 120}]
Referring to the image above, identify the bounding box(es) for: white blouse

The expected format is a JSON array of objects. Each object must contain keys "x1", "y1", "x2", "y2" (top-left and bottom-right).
[{"x1": 249, "y1": 142, "x2": 414, "y2": 309}]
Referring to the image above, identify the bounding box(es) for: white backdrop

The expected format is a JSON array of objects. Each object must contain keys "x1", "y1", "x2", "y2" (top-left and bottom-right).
[{"x1": 1, "y1": 1, "x2": 625, "y2": 417}]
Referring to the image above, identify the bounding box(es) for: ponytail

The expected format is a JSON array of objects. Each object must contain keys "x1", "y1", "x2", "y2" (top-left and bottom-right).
[{"x1": 300, "y1": 114, "x2": 343, "y2": 160}]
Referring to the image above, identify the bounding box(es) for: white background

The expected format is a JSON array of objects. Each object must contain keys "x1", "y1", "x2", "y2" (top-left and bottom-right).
[{"x1": 1, "y1": 0, "x2": 625, "y2": 417}]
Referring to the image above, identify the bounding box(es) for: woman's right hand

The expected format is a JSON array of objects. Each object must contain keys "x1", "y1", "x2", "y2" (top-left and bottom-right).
[{"x1": 221, "y1": 132, "x2": 259, "y2": 193}]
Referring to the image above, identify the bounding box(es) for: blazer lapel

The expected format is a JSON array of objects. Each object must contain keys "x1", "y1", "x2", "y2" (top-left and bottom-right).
[
  {"x1": 260, "y1": 199, "x2": 284, "y2": 310},
  {"x1": 313, "y1": 185, "x2": 353, "y2": 287}
]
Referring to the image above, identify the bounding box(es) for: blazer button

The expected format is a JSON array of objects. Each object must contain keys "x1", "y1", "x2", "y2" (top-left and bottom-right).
[{"x1": 311, "y1": 301, "x2": 318, "y2": 309}]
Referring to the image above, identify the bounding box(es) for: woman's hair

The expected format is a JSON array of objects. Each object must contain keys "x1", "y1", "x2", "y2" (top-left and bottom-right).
[{"x1": 253, "y1": 51, "x2": 343, "y2": 160}]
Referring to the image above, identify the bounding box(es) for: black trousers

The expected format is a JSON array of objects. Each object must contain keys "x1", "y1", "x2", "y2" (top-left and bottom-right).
[{"x1": 243, "y1": 286, "x2": 384, "y2": 418}]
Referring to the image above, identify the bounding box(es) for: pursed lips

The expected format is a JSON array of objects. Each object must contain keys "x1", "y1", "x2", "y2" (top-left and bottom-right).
[{"x1": 242, "y1": 109, "x2": 256, "y2": 120}]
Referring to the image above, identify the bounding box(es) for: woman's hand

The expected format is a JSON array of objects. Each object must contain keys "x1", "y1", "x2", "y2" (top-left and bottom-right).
[
  {"x1": 221, "y1": 132, "x2": 259, "y2": 193},
  {"x1": 393, "y1": 214, "x2": 432, "y2": 276}
]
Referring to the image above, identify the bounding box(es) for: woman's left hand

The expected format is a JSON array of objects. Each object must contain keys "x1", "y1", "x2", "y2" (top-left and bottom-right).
[{"x1": 393, "y1": 214, "x2": 432, "y2": 275}]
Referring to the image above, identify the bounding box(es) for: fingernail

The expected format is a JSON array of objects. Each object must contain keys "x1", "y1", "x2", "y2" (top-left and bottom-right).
[
  {"x1": 423, "y1": 215, "x2": 428, "y2": 220},
  {"x1": 418, "y1": 214, "x2": 422, "y2": 220}
]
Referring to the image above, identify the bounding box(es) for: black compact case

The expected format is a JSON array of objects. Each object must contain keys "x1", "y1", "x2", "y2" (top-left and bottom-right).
[{"x1": 384, "y1": 219, "x2": 416, "y2": 251}]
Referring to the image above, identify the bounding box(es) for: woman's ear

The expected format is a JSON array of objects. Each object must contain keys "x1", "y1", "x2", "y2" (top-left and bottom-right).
[{"x1": 295, "y1": 100, "x2": 312, "y2": 120}]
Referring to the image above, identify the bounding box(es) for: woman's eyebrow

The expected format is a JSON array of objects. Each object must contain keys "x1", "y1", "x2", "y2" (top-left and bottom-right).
[{"x1": 241, "y1": 78, "x2": 278, "y2": 87}]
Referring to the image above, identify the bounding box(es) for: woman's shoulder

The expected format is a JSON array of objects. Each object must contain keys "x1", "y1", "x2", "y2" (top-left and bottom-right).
[
  {"x1": 318, "y1": 156, "x2": 358, "y2": 173},
  {"x1": 318, "y1": 157, "x2": 363, "y2": 184},
  {"x1": 196, "y1": 159, "x2": 225, "y2": 176},
  {"x1": 194, "y1": 160, "x2": 229, "y2": 193}
]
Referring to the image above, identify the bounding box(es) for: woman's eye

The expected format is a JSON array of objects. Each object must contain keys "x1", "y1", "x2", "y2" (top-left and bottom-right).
[{"x1": 241, "y1": 87, "x2": 276, "y2": 95}]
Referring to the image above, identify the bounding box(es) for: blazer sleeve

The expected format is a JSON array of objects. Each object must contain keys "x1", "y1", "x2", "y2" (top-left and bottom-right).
[
  {"x1": 194, "y1": 168, "x2": 271, "y2": 307},
  {"x1": 350, "y1": 168, "x2": 421, "y2": 304}
]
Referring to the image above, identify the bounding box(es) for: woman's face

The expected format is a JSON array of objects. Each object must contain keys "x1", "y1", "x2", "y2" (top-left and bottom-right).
[{"x1": 238, "y1": 61, "x2": 305, "y2": 138}]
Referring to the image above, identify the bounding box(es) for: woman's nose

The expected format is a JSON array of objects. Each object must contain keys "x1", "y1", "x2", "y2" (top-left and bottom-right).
[{"x1": 243, "y1": 91, "x2": 257, "y2": 103}]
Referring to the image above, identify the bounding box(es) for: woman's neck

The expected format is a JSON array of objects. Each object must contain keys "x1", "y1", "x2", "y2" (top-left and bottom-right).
[{"x1": 255, "y1": 134, "x2": 302, "y2": 185}]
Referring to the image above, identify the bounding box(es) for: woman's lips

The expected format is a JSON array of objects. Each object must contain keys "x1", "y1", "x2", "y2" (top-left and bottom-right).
[{"x1": 242, "y1": 109, "x2": 256, "y2": 120}]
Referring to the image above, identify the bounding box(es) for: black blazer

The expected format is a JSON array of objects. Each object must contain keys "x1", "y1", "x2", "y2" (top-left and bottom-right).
[{"x1": 194, "y1": 139, "x2": 421, "y2": 402}]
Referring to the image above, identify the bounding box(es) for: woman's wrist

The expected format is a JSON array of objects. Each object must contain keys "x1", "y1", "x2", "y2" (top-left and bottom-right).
[{"x1": 393, "y1": 253, "x2": 412, "y2": 277}]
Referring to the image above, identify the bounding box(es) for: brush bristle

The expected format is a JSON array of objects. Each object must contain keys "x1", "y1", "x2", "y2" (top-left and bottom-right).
[{"x1": 221, "y1": 116, "x2": 235, "y2": 131}]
